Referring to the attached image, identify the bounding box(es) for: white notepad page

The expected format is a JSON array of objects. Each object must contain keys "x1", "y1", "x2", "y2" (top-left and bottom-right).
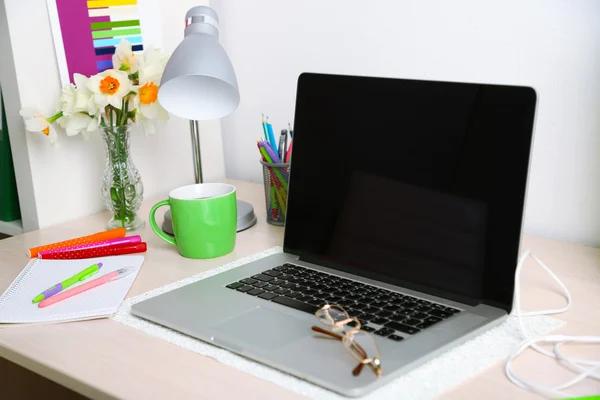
[{"x1": 0, "y1": 256, "x2": 144, "y2": 324}]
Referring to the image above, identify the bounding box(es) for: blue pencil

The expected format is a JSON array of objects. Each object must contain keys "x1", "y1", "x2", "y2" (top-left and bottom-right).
[{"x1": 266, "y1": 116, "x2": 278, "y2": 153}]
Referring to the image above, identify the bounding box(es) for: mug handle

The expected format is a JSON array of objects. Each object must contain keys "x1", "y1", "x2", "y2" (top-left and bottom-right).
[{"x1": 149, "y1": 200, "x2": 177, "y2": 245}]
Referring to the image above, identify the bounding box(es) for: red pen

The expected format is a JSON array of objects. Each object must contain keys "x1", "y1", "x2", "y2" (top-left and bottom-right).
[{"x1": 38, "y1": 242, "x2": 147, "y2": 260}]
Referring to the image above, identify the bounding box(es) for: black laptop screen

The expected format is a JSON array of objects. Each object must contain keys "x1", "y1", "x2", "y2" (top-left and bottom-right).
[{"x1": 284, "y1": 73, "x2": 536, "y2": 311}]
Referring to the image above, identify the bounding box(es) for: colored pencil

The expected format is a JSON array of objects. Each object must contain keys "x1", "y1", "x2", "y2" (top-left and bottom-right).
[
  {"x1": 261, "y1": 114, "x2": 269, "y2": 141},
  {"x1": 270, "y1": 186, "x2": 278, "y2": 219},
  {"x1": 266, "y1": 116, "x2": 278, "y2": 153},
  {"x1": 257, "y1": 143, "x2": 288, "y2": 207},
  {"x1": 258, "y1": 148, "x2": 289, "y2": 203},
  {"x1": 285, "y1": 140, "x2": 293, "y2": 163},
  {"x1": 258, "y1": 142, "x2": 289, "y2": 191},
  {"x1": 275, "y1": 186, "x2": 287, "y2": 216},
  {"x1": 288, "y1": 122, "x2": 294, "y2": 138},
  {"x1": 262, "y1": 141, "x2": 290, "y2": 180}
]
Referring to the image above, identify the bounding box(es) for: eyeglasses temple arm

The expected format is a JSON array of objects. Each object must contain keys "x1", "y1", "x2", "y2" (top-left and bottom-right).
[
  {"x1": 311, "y1": 325, "x2": 343, "y2": 339},
  {"x1": 311, "y1": 325, "x2": 369, "y2": 357}
]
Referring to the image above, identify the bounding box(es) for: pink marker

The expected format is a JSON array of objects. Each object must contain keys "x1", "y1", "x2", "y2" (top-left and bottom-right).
[{"x1": 38, "y1": 235, "x2": 142, "y2": 257}]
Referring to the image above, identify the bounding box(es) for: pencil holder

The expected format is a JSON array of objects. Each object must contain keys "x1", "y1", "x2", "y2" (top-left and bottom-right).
[{"x1": 260, "y1": 160, "x2": 291, "y2": 226}]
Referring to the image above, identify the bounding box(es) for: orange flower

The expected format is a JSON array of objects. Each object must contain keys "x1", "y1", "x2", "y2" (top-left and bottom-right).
[
  {"x1": 99, "y1": 76, "x2": 121, "y2": 95},
  {"x1": 139, "y1": 82, "x2": 158, "y2": 105}
]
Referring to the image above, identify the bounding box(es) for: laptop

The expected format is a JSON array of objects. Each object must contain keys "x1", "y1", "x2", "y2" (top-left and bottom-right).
[{"x1": 132, "y1": 73, "x2": 537, "y2": 397}]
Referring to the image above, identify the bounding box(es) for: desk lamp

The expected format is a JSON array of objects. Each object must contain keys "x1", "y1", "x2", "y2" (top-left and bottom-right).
[{"x1": 158, "y1": 6, "x2": 256, "y2": 233}]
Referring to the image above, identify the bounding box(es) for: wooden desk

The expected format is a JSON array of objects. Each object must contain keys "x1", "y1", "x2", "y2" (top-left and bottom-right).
[{"x1": 0, "y1": 179, "x2": 598, "y2": 399}]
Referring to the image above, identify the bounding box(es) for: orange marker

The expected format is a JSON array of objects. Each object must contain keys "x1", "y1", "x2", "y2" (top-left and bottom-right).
[{"x1": 27, "y1": 228, "x2": 127, "y2": 258}]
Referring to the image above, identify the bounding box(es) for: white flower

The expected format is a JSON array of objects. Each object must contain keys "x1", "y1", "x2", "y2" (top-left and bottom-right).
[
  {"x1": 73, "y1": 73, "x2": 99, "y2": 116},
  {"x1": 86, "y1": 69, "x2": 131, "y2": 109},
  {"x1": 133, "y1": 52, "x2": 169, "y2": 131},
  {"x1": 19, "y1": 108, "x2": 57, "y2": 145},
  {"x1": 58, "y1": 112, "x2": 97, "y2": 137},
  {"x1": 56, "y1": 75, "x2": 101, "y2": 136},
  {"x1": 135, "y1": 80, "x2": 169, "y2": 121},
  {"x1": 130, "y1": 45, "x2": 169, "y2": 131},
  {"x1": 112, "y1": 39, "x2": 138, "y2": 73},
  {"x1": 138, "y1": 45, "x2": 168, "y2": 84},
  {"x1": 59, "y1": 83, "x2": 77, "y2": 117},
  {"x1": 20, "y1": 108, "x2": 49, "y2": 133}
]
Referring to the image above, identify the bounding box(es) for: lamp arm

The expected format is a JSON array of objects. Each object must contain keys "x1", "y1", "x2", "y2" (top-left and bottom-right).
[{"x1": 190, "y1": 120, "x2": 203, "y2": 184}]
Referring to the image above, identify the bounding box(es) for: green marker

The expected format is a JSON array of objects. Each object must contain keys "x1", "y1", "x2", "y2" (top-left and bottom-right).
[{"x1": 32, "y1": 262, "x2": 103, "y2": 303}]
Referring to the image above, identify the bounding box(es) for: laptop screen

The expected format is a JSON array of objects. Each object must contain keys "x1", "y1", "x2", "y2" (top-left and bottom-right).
[{"x1": 284, "y1": 73, "x2": 536, "y2": 310}]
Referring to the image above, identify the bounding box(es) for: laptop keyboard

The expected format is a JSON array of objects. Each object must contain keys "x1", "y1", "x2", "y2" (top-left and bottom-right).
[{"x1": 226, "y1": 263, "x2": 461, "y2": 341}]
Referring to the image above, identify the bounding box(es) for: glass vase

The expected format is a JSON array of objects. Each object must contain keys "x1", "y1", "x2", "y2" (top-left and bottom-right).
[{"x1": 100, "y1": 125, "x2": 145, "y2": 231}]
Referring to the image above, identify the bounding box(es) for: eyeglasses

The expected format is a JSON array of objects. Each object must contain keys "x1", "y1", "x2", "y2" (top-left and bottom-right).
[{"x1": 312, "y1": 304, "x2": 382, "y2": 377}]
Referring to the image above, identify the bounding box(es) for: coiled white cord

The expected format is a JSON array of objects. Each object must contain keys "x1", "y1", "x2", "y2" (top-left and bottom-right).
[{"x1": 505, "y1": 249, "x2": 600, "y2": 398}]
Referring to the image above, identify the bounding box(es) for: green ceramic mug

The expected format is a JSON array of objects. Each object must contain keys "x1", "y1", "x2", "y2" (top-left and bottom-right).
[{"x1": 149, "y1": 183, "x2": 237, "y2": 259}]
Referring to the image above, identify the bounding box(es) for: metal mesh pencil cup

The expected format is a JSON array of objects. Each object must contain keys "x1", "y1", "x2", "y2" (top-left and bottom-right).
[{"x1": 260, "y1": 160, "x2": 290, "y2": 225}]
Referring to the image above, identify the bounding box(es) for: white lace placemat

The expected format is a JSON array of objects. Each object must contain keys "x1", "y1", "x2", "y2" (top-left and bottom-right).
[{"x1": 112, "y1": 247, "x2": 564, "y2": 399}]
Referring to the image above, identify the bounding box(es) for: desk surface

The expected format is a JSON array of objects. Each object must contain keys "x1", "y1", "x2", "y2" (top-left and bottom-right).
[{"x1": 0, "y1": 179, "x2": 598, "y2": 399}]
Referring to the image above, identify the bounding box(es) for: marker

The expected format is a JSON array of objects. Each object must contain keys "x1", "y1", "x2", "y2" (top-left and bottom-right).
[{"x1": 38, "y1": 235, "x2": 142, "y2": 256}]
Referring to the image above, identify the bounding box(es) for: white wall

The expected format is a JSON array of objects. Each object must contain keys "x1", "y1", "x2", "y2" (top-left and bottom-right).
[
  {"x1": 1, "y1": 0, "x2": 225, "y2": 230},
  {"x1": 214, "y1": 0, "x2": 600, "y2": 247}
]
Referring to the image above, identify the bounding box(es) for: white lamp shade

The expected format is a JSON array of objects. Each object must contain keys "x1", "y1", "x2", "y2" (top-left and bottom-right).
[{"x1": 159, "y1": 33, "x2": 240, "y2": 121}]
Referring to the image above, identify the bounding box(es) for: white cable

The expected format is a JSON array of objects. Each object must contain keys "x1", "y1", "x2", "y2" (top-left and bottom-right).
[{"x1": 505, "y1": 249, "x2": 600, "y2": 398}]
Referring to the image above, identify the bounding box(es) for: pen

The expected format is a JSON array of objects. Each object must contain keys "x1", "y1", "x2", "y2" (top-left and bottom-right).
[
  {"x1": 282, "y1": 129, "x2": 289, "y2": 161},
  {"x1": 278, "y1": 129, "x2": 287, "y2": 161},
  {"x1": 38, "y1": 267, "x2": 136, "y2": 308},
  {"x1": 32, "y1": 262, "x2": 103, "y2": 303}
]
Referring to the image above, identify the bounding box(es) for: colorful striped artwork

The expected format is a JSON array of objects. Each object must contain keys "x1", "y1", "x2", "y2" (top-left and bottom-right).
[{"x1": 46, "y1": 0, "x2": 162, "y2": 85}]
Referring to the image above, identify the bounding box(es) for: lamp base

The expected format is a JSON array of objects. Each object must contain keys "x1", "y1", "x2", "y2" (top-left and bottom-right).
[{"x1": 162, "y1": 200, "x2": 257, "y2": 235}]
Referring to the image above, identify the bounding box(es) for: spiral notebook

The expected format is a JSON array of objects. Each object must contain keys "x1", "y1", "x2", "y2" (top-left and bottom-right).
[{"x1": 0, "y1": 256, "x2": 144, "y2": 324}]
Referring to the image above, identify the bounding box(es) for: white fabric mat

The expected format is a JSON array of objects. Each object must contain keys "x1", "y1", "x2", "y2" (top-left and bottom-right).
[{"x1": 112, "y1": 247, "x2": 564, "y2": 399}]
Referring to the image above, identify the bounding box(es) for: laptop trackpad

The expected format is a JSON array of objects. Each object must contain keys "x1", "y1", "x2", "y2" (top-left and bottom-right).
[{"x1": 212, "y1": 307, "x2": 308, "y2": 350}]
